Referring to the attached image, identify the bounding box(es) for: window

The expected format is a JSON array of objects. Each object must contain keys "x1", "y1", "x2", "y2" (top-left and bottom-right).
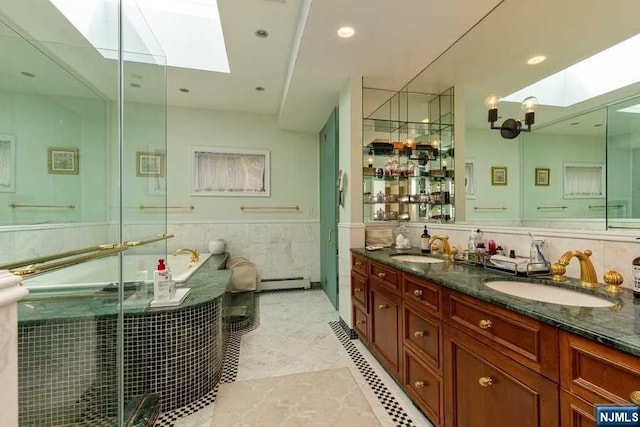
[
  {"x1": 191, "y1": 146, "x2": 270, "y2": 196},
  {"x1": 563, "y1": 163, "x2": 605, "y2": 198},
  {"x1": 0, "y1": 135, "x2": 15, "y2": 192}
]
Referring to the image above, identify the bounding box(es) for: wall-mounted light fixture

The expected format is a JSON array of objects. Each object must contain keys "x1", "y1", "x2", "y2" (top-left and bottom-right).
[{"x1": 486, "y1": 94, "x2": 538, "y2": 139}]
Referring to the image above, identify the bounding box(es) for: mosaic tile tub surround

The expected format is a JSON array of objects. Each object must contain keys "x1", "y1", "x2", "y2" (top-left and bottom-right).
[{"x1": 17, "y1": 255, "x2": 232, "y2": 425}]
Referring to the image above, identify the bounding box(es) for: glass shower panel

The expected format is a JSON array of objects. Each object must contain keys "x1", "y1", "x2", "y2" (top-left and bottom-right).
[{"x1": 606, "y1": 95, "x2": 640, "y2": 230}]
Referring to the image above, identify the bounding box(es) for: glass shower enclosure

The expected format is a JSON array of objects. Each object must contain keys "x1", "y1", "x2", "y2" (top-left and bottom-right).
[{"x1": 0, "y1": 1, "x2": 168, "y2": 424}]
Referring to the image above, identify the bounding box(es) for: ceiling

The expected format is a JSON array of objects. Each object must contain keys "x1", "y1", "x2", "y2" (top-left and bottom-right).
[{"x1": 2, "y1": 0, "x2": 640, "y2": 136}]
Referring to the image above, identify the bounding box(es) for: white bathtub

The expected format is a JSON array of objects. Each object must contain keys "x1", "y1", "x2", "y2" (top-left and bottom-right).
[{"x1": 23, "y1": 253, "x2": 212, "y2": 291}]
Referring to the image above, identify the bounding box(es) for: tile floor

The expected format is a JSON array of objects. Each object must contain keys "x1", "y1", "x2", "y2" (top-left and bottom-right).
[{"x1": 170, "y1": 289, "x2": 433, "y2": 427}]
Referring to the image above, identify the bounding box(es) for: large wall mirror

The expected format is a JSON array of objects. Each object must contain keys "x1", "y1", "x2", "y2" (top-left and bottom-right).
[{"x1": 405, "y1": 0, "x2": 640, "y2": 230}]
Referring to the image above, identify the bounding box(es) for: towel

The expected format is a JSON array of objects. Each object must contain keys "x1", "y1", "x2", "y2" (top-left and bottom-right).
[{"x1": 489, "y1": 255, "x2": 529, "y2": 272}]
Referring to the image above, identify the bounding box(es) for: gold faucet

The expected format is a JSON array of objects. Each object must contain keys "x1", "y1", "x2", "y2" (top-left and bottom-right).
[
  {"x1": 172, "y1": 248, "x2": 200, "y2": 264},
  {"x1": 551, "y1": 249, "x2": 598, "y2": 288},
  {"x1": 428, "y1": 235, "x2": 453, "y2": 260}
]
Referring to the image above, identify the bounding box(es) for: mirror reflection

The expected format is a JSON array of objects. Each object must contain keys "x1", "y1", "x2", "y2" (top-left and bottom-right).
[{"x1": 403, "y1": 0, "x2": 640, "y2": 230}]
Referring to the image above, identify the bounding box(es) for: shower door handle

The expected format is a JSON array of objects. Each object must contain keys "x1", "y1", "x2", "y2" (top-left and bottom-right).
[{"x1": 328, "y1": 228, "x2": 333, "y2": 244}]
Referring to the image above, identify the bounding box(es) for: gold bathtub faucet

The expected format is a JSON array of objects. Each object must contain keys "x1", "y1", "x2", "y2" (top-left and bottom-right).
[
  {"x1": 428, "y1": 235, "x2": 453, "y2": 260},
  {"x1": 550, "y1": 249, "x2": 598, "y2": 288},
  {"x1": 172, "y1": 248, "x2": 200, "y2": 264}
]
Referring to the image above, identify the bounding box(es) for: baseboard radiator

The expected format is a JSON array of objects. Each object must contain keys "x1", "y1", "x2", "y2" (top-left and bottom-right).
[{"x1": 258, "y1": 276, "x2": 311, "y2": 291}]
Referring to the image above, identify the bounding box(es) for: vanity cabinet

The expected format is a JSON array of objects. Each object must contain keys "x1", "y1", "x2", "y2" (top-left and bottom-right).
[
  {"x1": 349, "y1": 251, "x2": 640, "y2": 427},
  {"x1": 351, "y1": 254, "x2": 369, "y2": 343}
]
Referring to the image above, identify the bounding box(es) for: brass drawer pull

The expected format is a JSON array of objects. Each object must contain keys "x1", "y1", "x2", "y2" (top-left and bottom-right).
[
  {"x1": 377, "y1": 272, "x2": 386, "y2": 279},
  {"x1": 414, "y1": 381, "x2": 426, "y2": 389},
  {"x1": 355, "y1": 261, "x2": 362, "y2": 268},
  {"x1": 478, "y1": 377, "x2": 493, "y2": 387},
  {"x1": 478, "y1": 319, "x2": 493, "y2": 329},
  {"x1": 413, "y1": 289, "x2": 423, "y2": 297},
  {"x1": 356, "y1": 320, "x2": 366, "y2": 325},
  {"x1": 354, "y1": 288, "x2": 362, "y2": 293},
  {"x1": 414, "y1": 330, "x2": 426, "y2": 337},
  {"x1": 378, "y1": 304, "x2": 388, "y2": 310},
  {"x1": 631, "y1": 391, "x2": 640, "y2": 405}
]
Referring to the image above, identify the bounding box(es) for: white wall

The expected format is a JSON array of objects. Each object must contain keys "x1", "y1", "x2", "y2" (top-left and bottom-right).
[{"x1": 166, "y1": 106, "x2": 320, "y2": 282}]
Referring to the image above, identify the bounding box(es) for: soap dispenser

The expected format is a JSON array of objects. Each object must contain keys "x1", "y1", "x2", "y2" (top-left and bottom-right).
[
  {"x1": 153, "y1": 259, "x2": 174, "y2": 301},
  {"x1": 421, "y1": 226, "x2": 431, "y2": 254}
]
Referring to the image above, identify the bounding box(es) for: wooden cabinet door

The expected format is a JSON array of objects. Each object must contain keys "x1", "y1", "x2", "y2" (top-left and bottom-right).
[
  {"x1": 353, "y1": 304, "x2": 368, "y2": 343},
  {"x1": 370, "y1": 284, "x2": 401, "y2": 380},
  {"x1": 445, "y1": 325, "x2": 559, "y2": 427},
  {"x1": 351, "y1": 271, "x2": 368, "y2": 311}
]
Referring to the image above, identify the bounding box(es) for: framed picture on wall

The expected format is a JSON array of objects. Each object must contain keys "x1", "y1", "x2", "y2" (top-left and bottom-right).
[
  {"x1": 136, "y1": 152, "x2": 165, "y2": 177},
  {"x1": 535, "y1": 167, "x2": 550, "y2": 186},
  {"x1": 491, "y1": 166, "x2": 508, "y2": 186},
  {"x1": 48, "y1": 147, "x2": 79, "y2": 174}
]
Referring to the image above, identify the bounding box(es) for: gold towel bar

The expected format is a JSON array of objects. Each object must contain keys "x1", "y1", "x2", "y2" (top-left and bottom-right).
[
  {"x1": 474, "y1": 206, "x2": 507, "y2": 211},
  {"x1": 537, "y1": 205, "x2": 568, "y2": 210},
  {"x1": 588, "y1": 204, "x2": 623, "y2": 209},
  {"x1": 240, "y1": 205, "x2": 300, "y2": 211},
  {"x1": 9, "y1": 203, "x2": 75, "y2": 209},
  {"x1": 3, "y1": 234, "x2": 174, "y2": 277},
  {"x1": 140, "y1": 205, "x2": 194, "y2": 210}
]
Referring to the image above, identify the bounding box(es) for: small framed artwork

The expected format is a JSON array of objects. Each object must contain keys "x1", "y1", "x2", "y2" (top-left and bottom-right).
[
  {"x1": 48, "y1": 148, "x2": 79, "y2": 174},
  {"x1": 491, "y1": 166, "x2": 508, "y2": 186},
  {"x1": 535, "y1": 167, "x2": 550, "y2": 186},
  {"x1": 136, "y1": 152, "x2": 165, "y2": 177}
]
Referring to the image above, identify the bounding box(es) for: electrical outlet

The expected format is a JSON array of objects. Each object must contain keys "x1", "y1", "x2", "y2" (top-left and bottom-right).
[{"x1": 307, "y1": 207, "x2": 313, "y2": 216}]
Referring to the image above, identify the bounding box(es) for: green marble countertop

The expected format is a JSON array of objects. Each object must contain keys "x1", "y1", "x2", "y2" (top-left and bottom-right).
[
  {"x1": 352, "y1": 248, "x2": 640, "y2": 357},
  {"x1": 18, "y1": 254, "x2": 230, "y2": 324}
]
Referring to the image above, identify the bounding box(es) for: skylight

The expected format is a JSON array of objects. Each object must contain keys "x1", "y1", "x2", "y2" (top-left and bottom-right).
[
  {"x1": 50, "y1": 0, "x2": 230, "y2": 73},
  {"x1": 618, "y1": 104, "x2": 640, "y2": 114},
  {"x1": 503, "y1": 33, "x2": 640, "y2": 107}
]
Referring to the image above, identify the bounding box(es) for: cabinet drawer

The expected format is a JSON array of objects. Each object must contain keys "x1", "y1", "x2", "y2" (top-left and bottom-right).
[
  {"x1": 560, "y1": 390, "x2": 597, "y2": 427},
  {"x1": 403, "y1": 301, "x2": 441, "y2": 371},
  {"x1": 353, "y1": 305, "x2": 368, "y2": 343},
  {"x1": 402, "y1": 273, "x2": 441, "y2": 316},
  {"x1": 352, "y1": 253, "x2": 368, "y2": 276},
  {"x1": 351, "y1": 271, "x2": 368, "y2": 310},
  {"x1": 370, "y1": 284, "x2": 401, "y2": 380},
  {"x1": 404, "y1": 348, "x2": 443, "y2": 427},
  {"x1": 560, "y1": 331, "x2": 640, "y2": 405},
  {"x1": 370, "y1": 261, "x2": 399, "y2": 292},
  {"x1": 444, "y1": 290, "x2": 559, "y2": 381}
]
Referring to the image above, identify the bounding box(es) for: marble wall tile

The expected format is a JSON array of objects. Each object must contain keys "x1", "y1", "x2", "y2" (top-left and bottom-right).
[{"x1": 171, "y1": 222, "x2": 320, "y2": 282}]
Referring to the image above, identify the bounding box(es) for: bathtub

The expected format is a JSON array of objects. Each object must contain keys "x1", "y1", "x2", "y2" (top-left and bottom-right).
[{"x1": 22, "y1": 252, "x2": 213, "y2": 292}]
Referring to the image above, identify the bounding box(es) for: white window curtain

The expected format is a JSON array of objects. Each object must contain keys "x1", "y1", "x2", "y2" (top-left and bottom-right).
[
  {"x1": 464, "y1": 161, "x2": 475, "y2": 197},
  {"x1": 0, "y1": 140, "x2": 11, "y2": 189},
  {"x1": 194, "y1": 151, "x2": 266, "y2": 193},
  {"x1": 564, "y1": 164, "x2": 604, "y2": 198}
]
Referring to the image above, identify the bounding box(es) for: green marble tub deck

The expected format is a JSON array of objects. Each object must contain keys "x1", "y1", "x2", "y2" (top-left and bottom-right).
[
  {"x1": 18, "y1": 254, "x2": 231, "y2": 324},
  {"x1": 352, "y1": 248, "x2": 640, "y2": 357}
]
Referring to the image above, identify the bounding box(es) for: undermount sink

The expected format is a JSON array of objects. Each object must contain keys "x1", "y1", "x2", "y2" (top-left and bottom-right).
[
  {"x1": 484, "y1": 280, "x2": 614, "y2": 308},
  {"x1": 390, "y1": 255, "x2": 445, "y2": 264}
]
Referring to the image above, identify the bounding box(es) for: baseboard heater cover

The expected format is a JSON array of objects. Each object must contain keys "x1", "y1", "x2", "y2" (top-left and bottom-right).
[{"x1": 259, "y1": 276, "x2": 311, "y2": 291}]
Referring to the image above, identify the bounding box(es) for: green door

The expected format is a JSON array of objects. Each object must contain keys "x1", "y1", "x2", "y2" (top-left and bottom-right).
[{"x1": 320, "y1": 108, "x2": 339, "y2": 309}]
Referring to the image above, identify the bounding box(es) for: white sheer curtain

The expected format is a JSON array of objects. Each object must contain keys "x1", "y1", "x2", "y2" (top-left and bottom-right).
[
  {"x1": 194, "y1": 151, "x2": 266, "y2": 193},
  {"x1": 0, "y1": 140, "x2": 11, "y2": 189},
  {"x1": 564, "y1": 165, "x2": 604, "y2": 197}
]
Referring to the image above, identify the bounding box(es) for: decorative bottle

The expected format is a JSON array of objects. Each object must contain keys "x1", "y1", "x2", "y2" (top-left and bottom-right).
[
  {"x1": 421, "y1": 226, "x2": 431, "y2": 254},
  {"x1": 633, "y1": 256, "x2": 640, "y2": 298}
]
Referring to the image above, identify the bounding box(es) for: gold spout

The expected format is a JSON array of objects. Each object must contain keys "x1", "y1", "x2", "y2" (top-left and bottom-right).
[
  {"x1": 554, "y1": 249, "x2": 598, "y2": 288},
  {"x1": 428, "y1": 235, "x2": 453, "y2": 260},
  {"x1": 172, "y1": 248, "x2": 200, "y2": 264}
]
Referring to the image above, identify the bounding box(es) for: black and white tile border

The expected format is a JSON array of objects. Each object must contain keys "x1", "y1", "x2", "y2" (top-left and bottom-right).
[
  {"x1": 338, "y1": 316, "x2": 359, "y2": 340},
  {"x1": 330, "y1": 321, "x2": 417, "y2": 427},
  {"x1": 153, "y1": 298, "x2": 260, "y2": 427}
]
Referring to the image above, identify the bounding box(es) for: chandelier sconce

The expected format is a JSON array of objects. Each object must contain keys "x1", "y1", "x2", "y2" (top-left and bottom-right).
[{"x1": 486, "y1": 94, "x2": 538, "y2": 139}]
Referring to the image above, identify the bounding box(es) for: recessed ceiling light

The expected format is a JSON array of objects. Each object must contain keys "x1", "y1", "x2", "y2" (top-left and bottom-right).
[
  {"x1": 179, "y1": 88, "x2": 190, "y2": 93},
  {"x1": 129, "y1": 83, "x2": 141, "y2": 88},
  {"x1": 255, "y1": 29, "x2": 269, "y2": 38},
  {"x1": 337, "y1": 26, "x2": 355, "y2": 39},
  {"x1": 421, "y1": 118, "x2": 430, "y2": 123},
  {"x1": 527, "y1": 55, "x2": 546, "y2": 65},
  {"x1": 255, "y1": 86, "x2": 265, "y2": 91},
  {"x1": 20, "y1": 71, "x2": 35, "y2": 77}
]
